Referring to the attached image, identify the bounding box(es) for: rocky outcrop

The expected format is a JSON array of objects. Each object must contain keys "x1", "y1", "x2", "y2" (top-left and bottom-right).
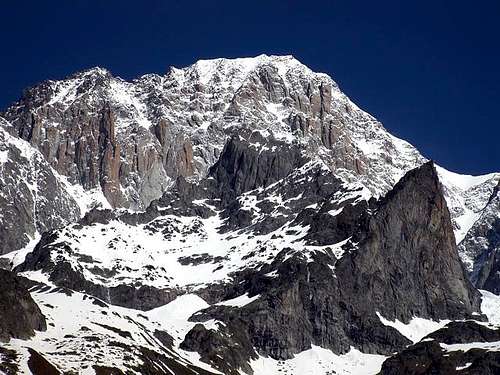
[
  {"x1": 425, "y1": 320, "x2": 500, "y2": 344},
  {"x1": 27, "y1": 348, "x2": 61, "y2": 375},
  {"x1": 208, "y1": 132, "x2": 307, "y2": 200},
  {"x1": 379, "y1": 321, "x2": 500, "y2": 375},
  {"x1": 181, "y1": 323, "x2": 256, "y2": 375},
  {"x1": 0, "y1": 269, "x2": 46, "y2": 341},
  {"x1": 335, "y1": 161, "x2": 480, "y2": 323}
]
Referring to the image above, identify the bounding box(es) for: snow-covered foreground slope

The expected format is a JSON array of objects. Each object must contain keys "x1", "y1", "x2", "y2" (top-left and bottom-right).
[
  {"x1": 2, "y1": 282, "x2": 390, "y2": 375},
  {"x1": 2, "y1": 280, "x2": 219, "y2": 374},
  {"x1": 1, "y1": 286, "x2": 474, "y2": 375},
  {"x1": 4, "y1": 282, "x2": 500, "y2": 374}
]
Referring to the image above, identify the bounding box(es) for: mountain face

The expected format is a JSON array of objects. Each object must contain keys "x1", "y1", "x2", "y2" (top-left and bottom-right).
[
  {"x1": 0, "y1": 55, "x2": 499, "y2": 374},
  {"x1": 0, "y1": 123, "x2": 81, "y2": 255},
  {"x1": 459, "y1": 181, "x2": 500, "y2": 293}
]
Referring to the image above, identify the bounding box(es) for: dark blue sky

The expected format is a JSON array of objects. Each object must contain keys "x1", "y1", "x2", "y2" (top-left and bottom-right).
[{"x1": 1, "y1": 1, "x2": 498, "y2": 174}]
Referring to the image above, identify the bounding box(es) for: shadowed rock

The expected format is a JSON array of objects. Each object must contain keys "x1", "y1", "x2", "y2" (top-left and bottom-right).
[
  {"x1": 379, "y1": 321, "x2": 500, "y2": 375},
  {"x1": 0, "y1": 270, "x2": 46, "y2": 342}
]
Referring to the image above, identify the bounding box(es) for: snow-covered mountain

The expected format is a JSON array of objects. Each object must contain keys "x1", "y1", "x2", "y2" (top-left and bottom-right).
[{"x1": 1, "y1": 55, "x2": 499, "y2": 374}]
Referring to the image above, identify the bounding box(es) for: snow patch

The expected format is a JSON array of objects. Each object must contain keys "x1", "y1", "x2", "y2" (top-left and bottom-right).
[
  {"x1": 376, "y1": 312, "x2": 450, "y2": 343},
  {"x1": 248, "y1": 345, "x2": 386, "y2": 375},
  {"x1": 216, "y1": 293, "x2": 260, "y2": 308},
  {"x1": 456, "y1": 362, "x2": 473, "y2": 371},
  {"x1": 480, "y1": 290, "x2": 500, "y2": 325},
  {"x1": 440, "y1": 341, "x2": 500, "y2": 352},
  {"x1": 0, "y1": 233, "x2": 41, "y2": 269},
  {"x1": 0, "y1": 149, "x2": 9, "y2": 164}
]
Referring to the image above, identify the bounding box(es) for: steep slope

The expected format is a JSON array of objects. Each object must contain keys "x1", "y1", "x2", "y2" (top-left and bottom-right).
[
  {"x1": 0, "y1": 282, "x2": 219, "y2": 375},
  {"x1": 1, "y1": 55, "x2": 498, "y2": 258},
  {"x1": 459, "y1": 181, "x2": 500, "y2": 292},
  {"x1": 436, "y1": 166, "x2": 499, "y2": 244}
]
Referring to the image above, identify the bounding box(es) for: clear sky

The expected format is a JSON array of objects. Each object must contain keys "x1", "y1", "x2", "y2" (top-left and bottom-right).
[{"x1": 1, "y1": 0, "x2": 498, "y2": 174}]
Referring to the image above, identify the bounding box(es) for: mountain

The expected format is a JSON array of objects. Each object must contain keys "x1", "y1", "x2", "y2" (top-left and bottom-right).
[{"x1": 0, "y1": 55, "x2": 499, "y2": 374}]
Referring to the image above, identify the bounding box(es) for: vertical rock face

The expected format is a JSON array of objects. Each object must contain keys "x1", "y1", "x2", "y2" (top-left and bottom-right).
[
  {"x1": 0, "y1": 269, "x2": 46, "y2": 342},
  {"x1": 2, "y1": 69, "x2": 171, "y2": 211},
  {"x1": 98, "y1": 106, "x2": 125, "y2": 207},
  {"x1": 208, "y1": 133, "x2": 307, "y2": 199},
  {"x1": 154, "y1": 118, "x2": 194, "y2": 179},
  {"x1": 335, "y1": 162, "x2": 480, "y2": 323}
]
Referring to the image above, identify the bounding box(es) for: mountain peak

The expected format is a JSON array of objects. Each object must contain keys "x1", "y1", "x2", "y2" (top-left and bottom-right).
[
  {"x1": 75, "y1": 66, "x2": 112, "y2": 79},
  {"x1": 166, "y1": 54, "x2": 318, "y2": 88}
]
